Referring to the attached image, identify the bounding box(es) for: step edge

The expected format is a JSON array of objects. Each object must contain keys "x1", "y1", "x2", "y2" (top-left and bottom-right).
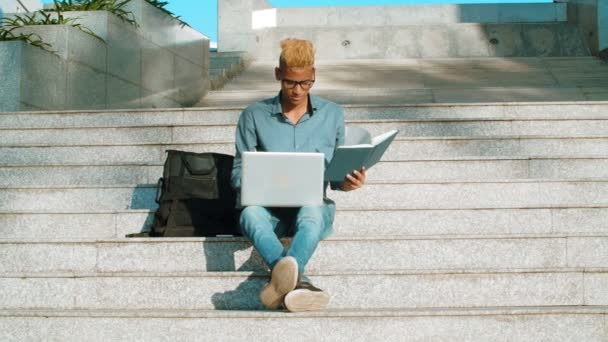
[
  {"x1": 2, "y1": 267, "x2": 607, "y2": 279},
  {"x1": 2, "y1": 232, "x2": 607, "y2": 244},
  {"x1": 1, "y1": 306, "x2": 607, "y2": 319}
]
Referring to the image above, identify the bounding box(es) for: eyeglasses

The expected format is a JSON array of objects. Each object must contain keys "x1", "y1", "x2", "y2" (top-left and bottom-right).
[{"x1": 281, "y1": 79, "x2": 315, "y2": 89}]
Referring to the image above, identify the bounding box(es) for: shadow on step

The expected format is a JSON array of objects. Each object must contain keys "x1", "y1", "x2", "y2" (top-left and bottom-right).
[
  {"x1": 210, "y1": 272, "x2": 267, "y2": 310},
  {"x1": 129, "y1": 184, "x2": 159, "y2": 211},
  {"x1": 126, "y1": 184, "x2": 274, "y2": 310},
  {"x1": 204, "y1": 242, "x2": 269, "y2": 310}
]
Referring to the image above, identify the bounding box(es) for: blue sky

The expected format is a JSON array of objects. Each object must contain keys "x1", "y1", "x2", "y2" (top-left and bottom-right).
[{"x1": 43, "y1": 0, "x2": 552, "y2": 43}]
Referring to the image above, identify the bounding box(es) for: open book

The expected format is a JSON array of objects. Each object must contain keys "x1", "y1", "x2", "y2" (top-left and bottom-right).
[{"x1": 325, "y1": 128, "x2": 399, "y2": 182}]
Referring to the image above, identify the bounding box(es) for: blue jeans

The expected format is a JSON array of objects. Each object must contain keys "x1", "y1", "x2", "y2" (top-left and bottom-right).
[{"x1": 239, "y1": 199, "x2": 335, "y2": 277}]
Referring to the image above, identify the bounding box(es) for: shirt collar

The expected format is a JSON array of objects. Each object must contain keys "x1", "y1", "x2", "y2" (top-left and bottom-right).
[{"x1": 271, "y1": 91, "x2": 318, "y2": 116}]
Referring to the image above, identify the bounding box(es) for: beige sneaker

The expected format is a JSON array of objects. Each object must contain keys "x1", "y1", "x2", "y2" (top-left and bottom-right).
[
  {"x1": 284, "y1": 281, "x2": 330, "y2": 312},
  {"x1": 259, "y1": 256, "x2": 298, "y2": 309}
]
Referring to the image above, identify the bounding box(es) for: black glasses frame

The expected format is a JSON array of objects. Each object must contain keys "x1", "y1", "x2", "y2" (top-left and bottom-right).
[{"x1": 281, "y1": 79, "x2": 315, "y2": 89}]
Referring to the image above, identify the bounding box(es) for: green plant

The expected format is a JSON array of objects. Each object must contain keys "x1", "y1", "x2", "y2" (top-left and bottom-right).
[
  {"x1": 144, "y1": 0, "x2": 190, "y2": 28},
  {"x1": 1, "y1": 10, "x2": 104, "y2": 42},
  {"x1": 0, "y1": 24, "x2": 53, "y2": 51},
  {"x1": 48, "y1": 0, "x2": 138, "y2": 26}
]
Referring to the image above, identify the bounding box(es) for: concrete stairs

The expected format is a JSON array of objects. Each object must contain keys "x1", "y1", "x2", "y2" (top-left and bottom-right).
[
  {"x1": 198, "y1": 57, "x2": 608, "y2": 106},
  {"x1": 209, "y1": 51, "x2": 253, "y2": 90},
  {"x1": 2, "y1": 74, "x2": 608, "y2": 339}
]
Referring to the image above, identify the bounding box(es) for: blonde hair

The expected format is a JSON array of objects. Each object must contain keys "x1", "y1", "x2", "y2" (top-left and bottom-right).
[{"x1": 279, "y1": 39, "x2": 315, "y2": 68}]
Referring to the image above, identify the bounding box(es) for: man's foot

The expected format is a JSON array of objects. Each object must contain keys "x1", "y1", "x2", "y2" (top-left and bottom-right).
[
  {"x1": 284, "y1": 281, "x2": 330, "y2": 312},
  {"x1": 259, "y1": 256, "x2": 298, "y2": 309}
]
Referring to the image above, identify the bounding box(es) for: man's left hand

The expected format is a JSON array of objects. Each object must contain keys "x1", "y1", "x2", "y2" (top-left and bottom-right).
[{"x1": 340, "y1": 167, "x2": 366, "y2": 191}]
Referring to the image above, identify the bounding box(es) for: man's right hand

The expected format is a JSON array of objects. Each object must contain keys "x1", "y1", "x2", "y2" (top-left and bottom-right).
[{"x1": 339, "y1": 167, "x2": 366, "y2": 191}]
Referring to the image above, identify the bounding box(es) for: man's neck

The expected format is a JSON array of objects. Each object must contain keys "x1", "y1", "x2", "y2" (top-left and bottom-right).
[
  {"x1": 281, "y1": 96, "x2": 308, "y2": 113},
  {"x1": 281, "y1": 95, "x2": 310, "y2": 123}
]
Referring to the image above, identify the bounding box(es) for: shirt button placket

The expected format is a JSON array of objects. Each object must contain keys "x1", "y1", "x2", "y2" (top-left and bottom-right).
[{"x1": 294, "y1": 125, "x2": 299, "y2": 150}]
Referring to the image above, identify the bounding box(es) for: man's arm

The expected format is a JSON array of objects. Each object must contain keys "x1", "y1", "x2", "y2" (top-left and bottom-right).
[{"x1": 231, "y1": 110, "x2": 257, "y2": 191}]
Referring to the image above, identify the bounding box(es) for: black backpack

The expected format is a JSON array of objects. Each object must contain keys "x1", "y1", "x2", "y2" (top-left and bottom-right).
[{"x1": 127, "y1": 150, "x2": 241, "y2": 237}]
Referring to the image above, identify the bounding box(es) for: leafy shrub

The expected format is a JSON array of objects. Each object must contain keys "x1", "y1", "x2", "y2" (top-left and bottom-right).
[
  {"x1": 1, "y1": 10, "x2": 104, "y2": 42},
  {"x1": 144, "y1": 0, "x2": 190, "y2": 28},
  {"x1": 48, "y1": 0, "x2": 137, "y2": 26},
  {"x1": 0, "y1": 24, "x2": 52, "y2": 51}
]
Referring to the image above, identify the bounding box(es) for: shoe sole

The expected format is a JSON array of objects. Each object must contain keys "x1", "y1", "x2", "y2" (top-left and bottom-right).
[
  {"x1": 259, "y1": 256, "x2": 298, "y2": 309},
  {"x1": 284, "y1": 288, "x2": 330, "y2": 312}
]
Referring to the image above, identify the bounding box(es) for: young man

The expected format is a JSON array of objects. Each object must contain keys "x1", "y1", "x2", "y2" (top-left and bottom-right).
[{"x1": 231, "y1": 39, "x2": 366, "y2": 312}]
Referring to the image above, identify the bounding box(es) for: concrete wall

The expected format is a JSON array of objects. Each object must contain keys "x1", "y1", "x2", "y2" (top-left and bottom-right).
[
  {"x1": 217, "y1": 1, "x2": 589, "y2": 59},
  {"x1": 0, "y1": 41, "x2": 65, "y2": 111},
  {"x1": 566, "y1": 0, "x2": 608, "y2": 54},
  {"x1": 254, "y1": 23, "x2": 589, "y2": 60},
  {"x1": 0, "y1": 0, "x2": 210, "y2": 112},
  {"x1": 0, "y1": 0, "x2": 42, "y2": 13},
  {"x1": 271, "y1": 3, "x2": 567, "y2": 27},
  {"x1": 218, "y1": 0, "x2": 271, "y2": 53}
]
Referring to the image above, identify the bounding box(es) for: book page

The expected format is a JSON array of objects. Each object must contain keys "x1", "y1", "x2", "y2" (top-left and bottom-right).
[
  {"x1": 371, "y1": 129, "x2": 399, "y2": 146},
  {"x1": 365, "y1": 130, "x2": 399, "y2": 168},
  {"x1": 344, "y1": 126, "x2": 372, "y2": 146}
]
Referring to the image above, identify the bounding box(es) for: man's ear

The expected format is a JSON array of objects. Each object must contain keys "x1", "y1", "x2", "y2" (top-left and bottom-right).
[{"x1": 274, "y1": 67, "x2": 281, "y2": 81}]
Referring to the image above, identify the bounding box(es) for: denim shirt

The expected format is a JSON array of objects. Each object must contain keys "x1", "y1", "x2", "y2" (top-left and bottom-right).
[{"x1": 231, "y1": 92, "x2": 346, "y2": 197}]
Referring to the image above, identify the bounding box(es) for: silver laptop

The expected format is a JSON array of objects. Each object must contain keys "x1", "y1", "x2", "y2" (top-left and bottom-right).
[{"x1": 240, "y1": 151, "x2": 324, "y2": 207}]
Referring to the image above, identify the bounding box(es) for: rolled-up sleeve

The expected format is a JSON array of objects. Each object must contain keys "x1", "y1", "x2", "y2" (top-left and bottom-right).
[{"x1": 231, "y1": 109, "x2": 257, "y2": 191}]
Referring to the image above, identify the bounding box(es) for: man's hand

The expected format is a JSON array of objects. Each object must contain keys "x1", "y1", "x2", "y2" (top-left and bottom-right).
[{"x1": 340, "y1": 167, "x2": 366, "y2": 191}]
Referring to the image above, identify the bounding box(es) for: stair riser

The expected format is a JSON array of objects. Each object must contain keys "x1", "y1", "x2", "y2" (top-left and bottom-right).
[
  {"x1": 7, "y1": 312, "x2": 608, "y2": 342},
  {"x1": 3, "y1": 159, "x2": 608, "y2": 187},
  {"x1": 3, "y1": 138, "x2": 608, "y2": 165},
  {"x1": 0, "y1": 272, "x2": 602, "y2": 310},
  {"x1": 3, "y1": 104, "x2": 608, "y2": 129},
  {"x1": 199, "y1": 89, "x2": 598, "y2": 106},
  {"x1": 1, "y1": 314, "x2": 605, "y2": 342},
  {"x1": 3, "y1": 207, "x2": 607, "y2": 239},
  {"x1": 2, "y1": 237, "x2": 607, "y2": 274},
  {"x1": 4, "y1": 120, "x2": 608, "y2": 146},
  {"x1": 2, "y1": 182, "x2": 607, "y2": 211}
]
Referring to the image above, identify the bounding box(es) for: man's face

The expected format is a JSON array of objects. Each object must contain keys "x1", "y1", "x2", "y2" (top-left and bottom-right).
[{"x1": 275, "y1": 66, "x2": 315, "y2": 107}]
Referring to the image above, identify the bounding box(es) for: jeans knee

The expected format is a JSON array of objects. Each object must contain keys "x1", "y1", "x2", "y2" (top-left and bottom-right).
[
  {"x1": 239, "y1": 206, "x2": 270, "y2": 234},
  {"x1": 295, "y1": 218, "x2": 324, "y2": 238},
  {"x1": 240, "y1": 206, "x2": 266, "y2": 222},
  {"x1": 297, "y1": 206, "x2": 324, "y2": 226}
]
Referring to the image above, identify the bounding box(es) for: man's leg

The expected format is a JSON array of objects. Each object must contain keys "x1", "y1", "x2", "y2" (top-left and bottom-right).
[
  {"x1": 284, "y1": 201, "x2": 335, "y2": 312},
  {"x1": 239, "y1": 206, "x2": 284, "y2": 269},
  {"x1": 285, "y1": 201, "x2": 334, "y2": 275},
  {"x1": 239, "y1": 206, "x2": 298, "y2": 309}
]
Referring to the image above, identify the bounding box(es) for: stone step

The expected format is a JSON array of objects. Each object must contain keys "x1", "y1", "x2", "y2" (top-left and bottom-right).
[
  {"x1": 210, "y1": 56, "x2": 245, "y2": 69},
  {"x1": 208, "y1": 53, "x2": 252, "y2": 90},
  {"x1": 1, "y1": 269, "x2": 605, "y2": 310},
  {"x1": 3, "y1": 103, "x2": 608, "y2": 129},
  {"x1": 2, "y1": 234, "x2": 607, "y2": 274},
  {"x1": 4, "y1": 119, "x2": 608, "y2": 147},
  {"x1": 199, "y1": 87, "x2": 604, "y2": 106},
  {"x1": 1, "y1": 180, "x2": 608, "y2": 211},
  {"x1": 223, "y1": 58, "x2": 603, "y2": 91},
  {"x1": 2, "y1": 137, "x2": 608, "y2": 166},
  {"x1": 2, "y1": 206, "x2": 607, "y2": 240},
  {"x1": 1, "y1": 307, "x2": 606, "y2": 342},
  {"x1": 3, "y1": 157, "x2": 608, "y2": 187},
  {"x1": 201, "y1": 58, "x2": 606, "y2": 104}
]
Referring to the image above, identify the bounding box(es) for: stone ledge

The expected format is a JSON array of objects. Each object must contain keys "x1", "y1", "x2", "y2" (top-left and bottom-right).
[
  {"x1": 2, "y1": 305, "x2": 608, "y2": 318},
  {"x1": 1, "y1": 308, "x2": 606, "y2": 341}
]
